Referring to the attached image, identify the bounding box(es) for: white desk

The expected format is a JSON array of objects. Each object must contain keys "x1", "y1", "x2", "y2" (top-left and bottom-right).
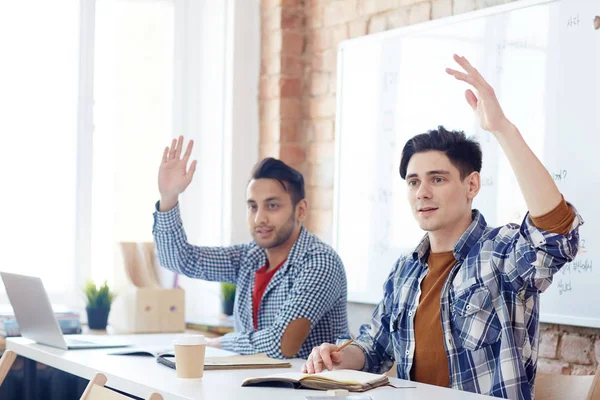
[{"x1": 7, "y1": 334, "x2": 494, "y2": 400}]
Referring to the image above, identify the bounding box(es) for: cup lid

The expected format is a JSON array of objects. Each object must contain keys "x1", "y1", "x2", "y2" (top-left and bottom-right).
[{"x1": 174, "y1": 334, "x2": 207, "y2": 346}]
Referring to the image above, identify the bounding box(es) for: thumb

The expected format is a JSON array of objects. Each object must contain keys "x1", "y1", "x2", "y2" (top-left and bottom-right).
[{"x1": 465, "y1": 89, "x2": 478, "y2": 110}]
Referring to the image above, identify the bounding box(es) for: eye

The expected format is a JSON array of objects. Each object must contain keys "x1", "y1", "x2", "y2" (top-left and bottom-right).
[
  {"x1": 248, "y1": 204, "x2": 257, "y2": 211},
  {"x1": 267, "y1": 203, "x2": 279, "y2": 209},
  {"x1": 408, "y1": 179, "x2": 419, "y2": 187},
  {"x1": 433, "y1": 176, "x2": 445, "y2": 184}
]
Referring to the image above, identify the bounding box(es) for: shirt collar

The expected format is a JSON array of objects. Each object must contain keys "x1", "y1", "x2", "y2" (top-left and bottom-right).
[
  {"x1": 247, "y1": 225, "x2": 311, "y2": 268},
  {"x1": 412, "y1": 210, "x2": 488, "y2": 263}
]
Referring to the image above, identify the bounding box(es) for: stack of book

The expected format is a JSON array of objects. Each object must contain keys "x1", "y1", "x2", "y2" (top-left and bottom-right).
[{"x1": 0, "y1": 304, "x2": 81, "y2": 337}]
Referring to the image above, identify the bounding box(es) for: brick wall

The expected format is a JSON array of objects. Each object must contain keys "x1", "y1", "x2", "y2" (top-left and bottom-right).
[{"x1": 259, "y1": 0, "x2": 600, "y2": 375}]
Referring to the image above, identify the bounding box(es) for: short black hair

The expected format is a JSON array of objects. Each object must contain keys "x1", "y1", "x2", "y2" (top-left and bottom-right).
[
  {"x1": 250, "y1": 158, "x2": 305, "y2": 206},
  {"x1": 399, "y1": 126, "x2": 482, "y2": 180}
]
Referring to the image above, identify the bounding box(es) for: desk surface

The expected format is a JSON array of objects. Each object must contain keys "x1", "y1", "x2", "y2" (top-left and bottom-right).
[{"x1": 7, "y1": 334, "x2": 494, "y2": 400}]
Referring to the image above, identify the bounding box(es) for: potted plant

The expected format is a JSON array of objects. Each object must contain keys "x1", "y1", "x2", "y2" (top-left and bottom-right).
[
  {"x1": 221, "y1": 282, "x2": 236, "y2": 316},
  {"x1": 83, "y1": 280, "x2": 115, "y2": 330}
]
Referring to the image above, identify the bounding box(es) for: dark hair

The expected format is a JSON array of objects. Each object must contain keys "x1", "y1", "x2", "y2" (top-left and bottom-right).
[
  {"x1": 250, "y1": 158, "x2": 305, "y2": 206},
  {"x1": 399, "y1": 126, "x2": 482, "y2": 180}
]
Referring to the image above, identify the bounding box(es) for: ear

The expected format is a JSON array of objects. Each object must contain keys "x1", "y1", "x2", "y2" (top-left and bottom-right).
[
  {"x1": 466, "y1": 171, "x2": 480, "y2": 201},
  {"x1": 295, "y1": 199, "x2": 308, "y2": 222}
]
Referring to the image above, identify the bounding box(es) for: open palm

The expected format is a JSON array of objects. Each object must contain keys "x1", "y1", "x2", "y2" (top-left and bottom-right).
[
  {"x1": 445, "y1": 54, "x2": 510, "y2": 134},
  {"x1": 158, "y1": 136, "x2": 197, "y2": 199}
]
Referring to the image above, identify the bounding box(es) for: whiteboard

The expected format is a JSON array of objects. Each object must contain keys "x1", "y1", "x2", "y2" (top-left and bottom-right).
[{"x1": 333, "y1": 0, "x2": 600, "y2": 327}]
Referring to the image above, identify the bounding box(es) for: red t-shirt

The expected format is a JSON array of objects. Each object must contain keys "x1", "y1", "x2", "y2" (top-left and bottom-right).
[{"x1": 252, "y1": 259, "x2": 286, "y2": 330}]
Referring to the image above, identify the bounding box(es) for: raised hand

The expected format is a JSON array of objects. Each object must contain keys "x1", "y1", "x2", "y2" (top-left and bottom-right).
[
  {"x1": 445, "y1": 54, "x2": 511, "y2": 134},
  {"x1": 158, "y1": 136, "x2": 196, "y2": 211}
]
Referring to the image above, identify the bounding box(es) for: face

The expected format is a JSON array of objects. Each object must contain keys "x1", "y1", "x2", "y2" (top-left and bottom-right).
[
  {"x1": 246, "y1": 178, "x2": 306, "y2": 250},
  {"x1": 405, "y1": 151, "x2": 479, "y2": 232}
]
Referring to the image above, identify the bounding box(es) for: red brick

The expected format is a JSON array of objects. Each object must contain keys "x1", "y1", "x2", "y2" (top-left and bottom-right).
[
  {"x1": 453, "y1": 0, "x2": 476, "y2": 14},
  {"x1": 307, "y1": 209, "x2": 333, "y2": 243},
  {"x1": 282, "y1": 8, "x2": 305, "y2": 30},
  {"x1": 388, "y1": 9, "x2": 409, "y2": 29},
  {"x1": 262, "y1": 0, "x2": 281, "y2": 9},
  {"x1": 282, "y1": 56, "x2": 303, "y2": 77},
  {"x1": 259, "y1": 143, "x2": 280, "y2": 160},
  {"x1": 310, "y1": 72, "x2": 330, "y2": 96},
  {"x1": 432, "y1": 0, "x2": 453, "y2": 19},
  {"x1": 307, "y1": 5, "x2": 324, "y2": 29},
  {"x1": 260, "y1": 99, "x2": 280, "y2": 122},
  {"x1": 332, "y1": 24, "x2": 349, "y2": 45},
  {"x1": 262, "y1": 30, "x2": 282, "y2": 55},
  {"x1": 281, "y1": 98, "x2": 303, "y2": 119},
  {"x1": 313, "y1": 119, "x2": 335, "y2": 141},
  {"x1": 323, "y1": 1, "x2": 358, "y2": 27},
  {"x1": 308, "y1": 141, "x2": 336, "y2": 164},
  {"x1": 368, "y1": 14, "x2": 388, "y2": 34},
  {"x1": 261, "y1": 56, "x2": 281, "y2": 74},
  {"x1": 260, "y1": 121, "x2": 280, "y2": 144},
  {"x1": 560, "y1": 335, "x2": 594, "y2": 365},
  {"x1": 281, "y1": 78, "x2": 302, "y2": 98},
  {"x1": 262, "y1": 7, "x2": 282, "y2": 32},
  {"x1": 310, "y1": 28, "x2": 332, "y2": 52},
  {"x1": 306, "y1": 187, "x2": 334, "y2": 210},
  {"x1": 571, "y1": 365, "x2": 597, "y2": 376},
  {"x1": 349, "y1": 19, "x2": 367, "y2": 38},
  {"x1": 282, "y1": 31, "x2": 305, "y2": 55},
  {"x1": 308, "y1": 160, "x2": 335, "y2": 187},
  {"x1": 260, "y1": 76, "x2": 280, "y2": 100},
  {"x1": 309, "y1": 96, "x2": 336, "y2": 118},
  {"x1": 539, "y1": 331, "x2": 559, "y2": 359},
  {"x1": 537, "y1": 360, "x2": 570, "y2": 375},
  {"x1": 282, "y1": 0, "x2": 303, "y2": 6},
  {"x1": 280, "y1": 143, "x2": 307, "y2": 166},
  {"x1": 280, "y1": 119, "x2": 303, "y2": 143},
  {"x1": 360, "y1": 0, "x2": 394, "y2": 15},
  {"x1": 409, "y1": 2, "x2": 431, "y2": 24}
]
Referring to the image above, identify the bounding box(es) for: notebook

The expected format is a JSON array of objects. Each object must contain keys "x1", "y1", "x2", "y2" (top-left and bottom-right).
[{"x1": 241, "y1": 369, "x2": 391, "y2": 392}]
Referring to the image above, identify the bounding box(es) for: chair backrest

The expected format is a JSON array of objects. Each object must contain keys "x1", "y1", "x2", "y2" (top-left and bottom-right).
[
  {"x1": 80, "y1": 373, "x2": 163, "y2": 400},
  {"x1": 535, "y1": 368, "x2": 600, "y2": 400},
  {"x1": 0, "y1": 350, "x2": 17, "y2": 386}
]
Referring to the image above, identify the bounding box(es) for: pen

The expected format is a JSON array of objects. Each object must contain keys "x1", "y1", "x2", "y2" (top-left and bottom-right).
[{"x1": 334, "y1": 339, "x2": 354, "y2": 353}]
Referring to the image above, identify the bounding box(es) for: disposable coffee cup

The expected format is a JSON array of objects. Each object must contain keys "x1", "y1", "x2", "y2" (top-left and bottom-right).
[{"x1": 173, "y1": 334, "x2": 207, "y2": 379}]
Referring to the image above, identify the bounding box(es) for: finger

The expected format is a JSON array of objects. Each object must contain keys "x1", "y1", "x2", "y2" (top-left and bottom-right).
[
  {"x1": 174, "y1": 136, "x2": 184, "y2": 160},
  {"x1": 306, "y1": 354, "x2": 315, "y2": 374},
  {"x1": 454, "y1": 54, "x2": 492, "y2": 90},
  {"x1": 186, "y1": 160, "x2": 197, "y2": 179},
  {"x1": 331, "y1": 352, "x2": 343, "y2": 364},
  {"x1": 320, "y1": 347, "x2": 334, "y2": 371},
  {"x1": 168, "y1": 138, "x2": 177, "y2": 160},
  {"x1": 445, "y1": 68, "x2": 478, "y2": 86},
  {"x1": 161, "y1": 147, "x2": 169, "y2": 164},
  {"x1": 313, "y1": 352, "x2": 323, "y2": 373},
  {"x1": 465, "y1": 89, "x2": 478, "y2": 110},
  {"x1": 301, "y1": 363, "x2": 307, "y2": 373},
  {"x1": 183, "y1": 139, "x2": 194, "y2": 161}
]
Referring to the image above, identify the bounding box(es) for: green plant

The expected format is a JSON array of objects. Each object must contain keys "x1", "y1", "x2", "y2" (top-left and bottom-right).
[
  {"x1": 221, "y1": 282, "x2": 236, "y2": 302},
  {"x1": 83, "y1": 280, "x2": 115, "y2": 309}
]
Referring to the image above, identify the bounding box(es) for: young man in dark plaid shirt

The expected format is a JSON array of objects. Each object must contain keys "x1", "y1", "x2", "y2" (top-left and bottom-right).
[
  {"x1": 303, "y1": 55, "x2": 582, "y2": 400},
  {"x1": 153, "y1": 147, "x2": 348, "y2": 359}
]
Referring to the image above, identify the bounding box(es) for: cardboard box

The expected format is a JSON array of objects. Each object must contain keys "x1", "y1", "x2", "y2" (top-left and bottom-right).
[{"x1": 109, "y1": 287, "x2": 185, "y2": 333}]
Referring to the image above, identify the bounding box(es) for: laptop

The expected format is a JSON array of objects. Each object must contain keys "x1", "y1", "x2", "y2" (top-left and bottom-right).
[{"x1": 1, "y1": 272, "x2": 131, "y2": 350}]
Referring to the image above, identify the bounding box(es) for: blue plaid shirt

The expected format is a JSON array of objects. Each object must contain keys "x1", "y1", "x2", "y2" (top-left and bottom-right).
[
  {"x1": 152, "y1": 203, "x2": 349, "y2": 359},
  {"x1": 353, "y1": 208, "x2": 582, "y2": 400}
]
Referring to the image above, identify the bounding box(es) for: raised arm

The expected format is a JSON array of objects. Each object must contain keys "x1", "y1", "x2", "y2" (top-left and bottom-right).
[
  {"x1": 446, "y1": 54, "x2": 562, "y2": 217},
  {"x1": 158, "y1": 135, "x2": 197, "y2": 212}
]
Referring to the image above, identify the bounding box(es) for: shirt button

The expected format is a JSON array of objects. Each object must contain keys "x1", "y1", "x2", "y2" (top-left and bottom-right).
[
  {"x1": 408, "y1": 311, "x2": 414, "y2": 317},
  {"x1": 466, "y1": 305, "x2": 471, "y2": 311},
  {"x1": 405, "y1": 350, "x2": 410, "y2": 356}
]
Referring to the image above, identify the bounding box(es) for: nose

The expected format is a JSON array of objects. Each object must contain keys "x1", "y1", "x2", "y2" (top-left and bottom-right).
[
  {"x1": 254, "y1": 206, "x2": 267, "y2": 225},
  {"x1": 416, "y1": 181, "x2": 432, "y2": 200}
]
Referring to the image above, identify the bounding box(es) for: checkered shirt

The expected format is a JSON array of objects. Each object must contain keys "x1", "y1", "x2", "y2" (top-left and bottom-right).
[
  {"x1": 153, "y1": 203, "x2": 349, "y2": 359},
  {"x1": 352, "y1": 207, "x2": 582, "y2": 400}
]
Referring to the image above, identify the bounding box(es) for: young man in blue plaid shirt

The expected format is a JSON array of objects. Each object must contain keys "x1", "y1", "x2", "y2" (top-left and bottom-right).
[
  {"x1": 303, "y1": 55, "x2": 582, "y2": 400},
  {"x1": 153, "y1": 146, "x2": 348, "y2": 359}
]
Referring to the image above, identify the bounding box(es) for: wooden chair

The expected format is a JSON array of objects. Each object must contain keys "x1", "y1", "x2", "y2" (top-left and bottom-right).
[
  {"x1": 0, "y1": 350, "x2": 16, "y2": 386},
  {"x1": 535, "y1": 367, "x2": 600, "y2": 400},
  {"x1": 80, "y1": 373, "x2": 163, "y2": 400}
]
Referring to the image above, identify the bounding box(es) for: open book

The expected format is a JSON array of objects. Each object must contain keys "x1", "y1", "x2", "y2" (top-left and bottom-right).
[
  {"x1": 110, "y1": 348, "x2": 291, "y2": 370},
  {"x1": 242, "y1": 370, "x2": 391, "y2": 392}
]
